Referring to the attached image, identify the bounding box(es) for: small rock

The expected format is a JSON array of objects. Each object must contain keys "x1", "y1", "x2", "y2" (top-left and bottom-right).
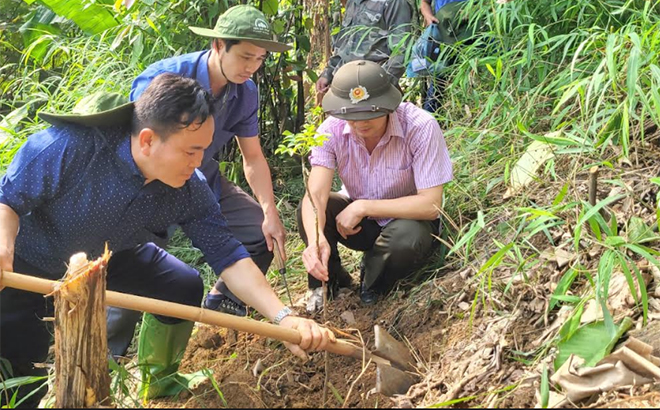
[
  {"x1": 340, "y1": 311, "x2": 357, "y2": 326},
  {"x1": 337, "y1": 288, "x2": 352, "y2": 299},
  {"x1": 252, "y1": 358, "x2": 265, "y2": 378},
  {"x1": 198, "y1": 331, "x2": 223, "y2": 349},
  {"x1": 649, "y1": 297, "x2": 660, "y2": 312},
  {"x1": 226, "y1": 329, "x2": 238, "y2": 345},
  {"x1": 458, "y1": 301, "x2": 471, "y2": 311},
  {"x1": 392, "y1": 397, "x2": 414, "y2": 408}
]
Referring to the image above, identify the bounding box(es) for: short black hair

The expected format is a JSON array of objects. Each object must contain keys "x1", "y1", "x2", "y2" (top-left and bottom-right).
[
  {"x1": 212, "y1": 38, "x2": 240, "y2": 52},
  {"x1": 131, "y1": 73, "x2": 213, "y2": 140}
]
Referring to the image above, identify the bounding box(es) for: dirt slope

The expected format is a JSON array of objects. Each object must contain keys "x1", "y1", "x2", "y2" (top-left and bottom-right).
[{"x1": 149, "y1": 141, "x2": 660, "y2": 409}]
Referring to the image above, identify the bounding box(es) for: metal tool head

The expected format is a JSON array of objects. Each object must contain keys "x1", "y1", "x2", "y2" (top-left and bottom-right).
[
  {"x1": 373, "y1": 325, "x2": 419, "y2": 396},
  {"x1": 272, "y1": 240, "x2": 293, "y2": 306}
]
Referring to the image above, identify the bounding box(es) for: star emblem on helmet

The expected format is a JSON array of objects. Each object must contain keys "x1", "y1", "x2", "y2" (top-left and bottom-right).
[{"x1": 349, "y1": 86, "x2": 370, "y2": 104}]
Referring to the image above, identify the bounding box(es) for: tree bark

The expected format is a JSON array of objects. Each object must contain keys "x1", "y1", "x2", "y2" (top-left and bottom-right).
[{"x1": 52, "y1": 249, "x2": 111, "y2": 408}]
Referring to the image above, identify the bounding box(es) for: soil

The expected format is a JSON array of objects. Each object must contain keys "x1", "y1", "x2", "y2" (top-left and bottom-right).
[{"x1": 145, "y1": 139, "x2": 660, "y2": 409}]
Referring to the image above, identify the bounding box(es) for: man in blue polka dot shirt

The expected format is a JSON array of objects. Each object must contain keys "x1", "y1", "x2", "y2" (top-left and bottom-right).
[{"x1": 0, "y1": 73, "x2": 335, "y2": 406}]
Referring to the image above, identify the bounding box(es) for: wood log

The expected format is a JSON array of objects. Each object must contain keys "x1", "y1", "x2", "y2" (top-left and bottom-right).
[{"x1": 52, "y1": 249, "x2": 111, "y2": 408}]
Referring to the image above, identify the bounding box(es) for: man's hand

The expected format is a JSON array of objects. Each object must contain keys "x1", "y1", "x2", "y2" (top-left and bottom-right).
[
  {"x1": 262, "y1": 212, "x2": 287, "y2": 261},
  {"x1": 0, "y1": 243, "x2": 14, "y2": 290},
  {"x1": 279, "y1": 315, "x2": 336, "y2": 360},
  {"x1": 316, "y1": 77, "x2": 331, "y2": 95},
  {"x1": 423, "y1": 12, "x2": 439, "y2": 26},
  {"x1": 302, "y1": 239, "x2": 331, "y2": 282},
  {"x1": 0, "y1": 244, "x2": 13, "y2": 273},
  {"x1": 420, "y1": 0, "x2": 439, "y2": 27},
  {"x1": 336, "y1": 200, "x2": 365, "y2": 239}
]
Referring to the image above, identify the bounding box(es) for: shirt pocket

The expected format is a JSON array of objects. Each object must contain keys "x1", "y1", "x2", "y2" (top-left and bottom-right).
[
  {"x1": 381, "y1": 164, "x2": 415, "y2": 198},
  {"x1": 385, "y1": 162, "x2": 413, "y2": 171}
]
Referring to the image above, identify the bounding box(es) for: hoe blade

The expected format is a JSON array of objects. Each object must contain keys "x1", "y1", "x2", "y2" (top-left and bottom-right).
[{"x1": 373, "y1": 325, "x2": 418, "y2": 396}]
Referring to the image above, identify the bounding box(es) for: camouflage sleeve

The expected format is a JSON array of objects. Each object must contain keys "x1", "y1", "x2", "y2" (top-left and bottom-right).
[
  {"x1": 321, "y1": 53, "x2": 342, "y2": 82},
  {"x1": 382, "y1": 0, "x2": 414, "y2": 81}
]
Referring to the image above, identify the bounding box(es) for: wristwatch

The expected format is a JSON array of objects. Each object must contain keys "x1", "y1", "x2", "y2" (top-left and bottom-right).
[{"x1": 273, "y1": 306, "x2": 295, "y2": 325}]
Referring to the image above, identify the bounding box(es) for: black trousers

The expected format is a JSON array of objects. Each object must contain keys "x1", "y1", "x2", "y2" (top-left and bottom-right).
[
  {"x1": 106, "y1": 174, "x2": 273, "y2": 358},
  {"x1": 297, "y1": 193, "x2": 439, "y2": 293}
]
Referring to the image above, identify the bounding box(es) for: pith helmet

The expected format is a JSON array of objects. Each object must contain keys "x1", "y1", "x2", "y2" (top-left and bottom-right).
[{"x1": 322, "y1": 60, "x2": 402, "y2": 121}]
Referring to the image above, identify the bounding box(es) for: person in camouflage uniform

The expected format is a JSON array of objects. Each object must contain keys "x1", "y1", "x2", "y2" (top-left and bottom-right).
[{"x1": 315, "y1": 0, "x2": 413, "y2": 97}]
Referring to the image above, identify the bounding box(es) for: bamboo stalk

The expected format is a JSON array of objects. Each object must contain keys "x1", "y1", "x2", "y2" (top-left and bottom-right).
[
  {"x1": 0, "y1": 270, "x2": 392, "y2": 366},
  {"x1": 588, "y1": 166, "x2": 610, "y2": 220},
  {"x1": 53, "y1": 251, "x2": 111, "y2": 408}
]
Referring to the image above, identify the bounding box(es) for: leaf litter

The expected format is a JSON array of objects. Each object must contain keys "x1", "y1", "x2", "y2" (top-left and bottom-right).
[{"x1": 147, "y1": 143, "x2": 660, "y2": 408}]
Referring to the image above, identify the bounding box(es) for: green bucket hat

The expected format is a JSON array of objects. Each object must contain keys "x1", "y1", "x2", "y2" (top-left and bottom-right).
[
  {"x1": 39, "y1": 92, "x2": 134, "y2": 127},
  {"x1": 322, "y1": 60, "x2": 402, "y2": 121},
  {"x1": 189, "y1": 5, "x2": 291, "y2": 53}
]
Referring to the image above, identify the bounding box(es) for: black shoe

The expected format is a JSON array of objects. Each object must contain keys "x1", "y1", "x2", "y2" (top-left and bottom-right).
[
  {"x1": 358, "y1": 259, "x2": 378, "y2": 305},
  {"x1": 204, "y1": 293, "x2": 248, "y2": 316},
  {"x1": 360, "y1": 287, "x2": 378, "y2": 305},
  {"x1": 336, "y1": 266, "x2": 354, "y2": 288}
]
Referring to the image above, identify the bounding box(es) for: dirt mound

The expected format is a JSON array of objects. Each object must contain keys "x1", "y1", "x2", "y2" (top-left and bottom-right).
[
  {"x1": 148, "y1": 143, "x2": 660, "y2": 409},
  {"x1": 154, "y1": 287, "x2": 403, "y2": 408}
]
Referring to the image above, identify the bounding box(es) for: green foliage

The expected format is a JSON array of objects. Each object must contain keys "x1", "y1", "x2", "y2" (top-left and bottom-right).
[
  {"x1": 202, "y1": 368, "x2": 227, "y2": 407},
  {"x1": 275, "y1": 106, "x2": 327, "y2": 157},
  {"x1": 554, "y1": 317, "x2": 633, "y2": 370},
  {"x1": 28, "y1": 0, "x2": 120, "y2": 35},
  {"x1": 540, "y1": 363, "x2": 549, "y2": 409}
]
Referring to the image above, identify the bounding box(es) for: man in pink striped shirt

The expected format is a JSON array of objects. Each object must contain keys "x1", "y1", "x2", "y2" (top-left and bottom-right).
[{"x1": 298, "y1": 60, "x2": 453, "y2": 312}]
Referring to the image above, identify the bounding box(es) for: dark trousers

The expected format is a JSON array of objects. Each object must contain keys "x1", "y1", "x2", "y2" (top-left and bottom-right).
[
  {"x1": 106, "y1": 175, "x2": 272, "y2": 357},
  {"x1": 423, "y1": 75, "x2": 448, "y2": 114},
  {"x1": 0, "y1": 243, "x2": 203, "y2": 407},
  {"x1": 212, "y1": 175, "x2": 273, "y2": 301},
  {"x1": 297, "y1": 193, "x2": 438, "y2": 293}
]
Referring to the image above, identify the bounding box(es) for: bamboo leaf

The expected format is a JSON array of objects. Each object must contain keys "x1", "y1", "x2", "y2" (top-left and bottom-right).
[
  {"x1": 549, "y1": 268, "x2": 579, "y2": 311},
  {"x1": 504, "y1": 140, "x2": 555, "y2": 198},
  {"x1": 30, "y1": 0, "x2": 119, "y2": 35},
  {"x1": 540, "y1": 364, "x2": 549, "y2": 409},
  {"x1": 575, "y1": 195, "x2": 625, "y2": 229},
  {"x1": 552, "y1": 182, "x2": 570, "y2": 206},
  {"x1": 554, "y1": 317, "x2": 633, "y2": 371}
]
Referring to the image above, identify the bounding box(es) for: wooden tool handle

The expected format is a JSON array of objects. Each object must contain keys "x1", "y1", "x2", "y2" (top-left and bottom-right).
[
  {"x1": 272, "y1": 240, "x2": 285, "y2": 271},
  {"x1": 0, "y1": 270, "x2": 380, "y2": 363}
]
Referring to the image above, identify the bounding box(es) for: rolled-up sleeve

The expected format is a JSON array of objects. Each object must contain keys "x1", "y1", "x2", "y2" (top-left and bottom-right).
[
  {"x1": 179, "y1": 179, "x2": 250, "y2": 275},
  {"x1": 232, "y1": 83, "x2": 260, "y2": 138},
  {"x1": 308, "y1": 120, "x2": 338, "y2": 170}
]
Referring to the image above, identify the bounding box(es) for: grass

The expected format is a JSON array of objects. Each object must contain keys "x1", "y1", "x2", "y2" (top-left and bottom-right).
[{"x1": 2, "y1": 0, "x2": 660, "y2": 407}]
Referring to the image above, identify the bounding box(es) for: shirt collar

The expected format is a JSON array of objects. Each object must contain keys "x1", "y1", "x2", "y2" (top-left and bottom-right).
[
  {"x1": 386, "y1": 109, "x2": 405, "y2": 139},
  {"x1": 198, "y1": 50, "x2": 238, "y2": 101},
  {"x1": 116, "y1": 134, "x2": 145, "y2": 179},
  {"x1": 196, "y1": 50, "x2": 213, "y2": 92}
]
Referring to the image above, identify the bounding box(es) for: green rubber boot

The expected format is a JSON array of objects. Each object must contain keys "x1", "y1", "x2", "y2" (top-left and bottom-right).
[{"x1": 137, "y1": 313, "x2": 207, "y2": 400}]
